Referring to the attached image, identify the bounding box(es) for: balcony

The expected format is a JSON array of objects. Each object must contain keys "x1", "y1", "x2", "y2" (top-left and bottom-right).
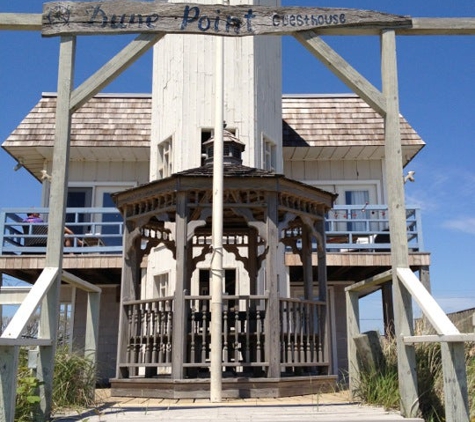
[
  {"x1": 0, "y1": 205, "x2": 423, "y2": 256},
  {"x1": 0, "y1": 207, "x2": 123, "y2": 256},
  {"x1": 325, "y1": 205, "x2": 423, "y2": 252}
]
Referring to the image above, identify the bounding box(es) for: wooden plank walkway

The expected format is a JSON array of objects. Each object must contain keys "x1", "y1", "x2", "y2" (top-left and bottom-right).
[{"x1": 51, "y1": 391, "x2": 424, "y2": 421}]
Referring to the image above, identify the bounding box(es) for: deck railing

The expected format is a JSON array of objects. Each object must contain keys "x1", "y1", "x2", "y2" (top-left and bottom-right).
[
  {"x1": 325, "y1": 205, "x2": 423, "y2": 252},
  {"x1": 0, "y1": 207, "x2": 123, "y2": 255},
  {"x1": 0, "y1": 205, "x2": 423, "y2": 255},
  {"x1": 119, "y1": 293, "x2": 328, "y2": 378}
]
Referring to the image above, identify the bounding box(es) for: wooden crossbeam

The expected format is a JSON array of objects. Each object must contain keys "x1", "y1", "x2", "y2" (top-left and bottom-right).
[
  {"x1": 403, "y1": 334, "x2": 475, "y2": 344},
  {"x1": 2, "y1": 13, "x2": 475, "y2": 36},
  {"x1": 41, "y1": 3, "x2": 412, "y2": 37}
]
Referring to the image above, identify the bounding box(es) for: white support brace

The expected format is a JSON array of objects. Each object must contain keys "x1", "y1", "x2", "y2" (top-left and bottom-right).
[
  {"x1": 397, "y1": 267, "x2": 460, "y2": 335},
  {"x1": 0, "y1": 267, "x2": 59, "y2": 339},
  {"x1": 70, "y1": 33, "x2": 164, "y2": 112}
]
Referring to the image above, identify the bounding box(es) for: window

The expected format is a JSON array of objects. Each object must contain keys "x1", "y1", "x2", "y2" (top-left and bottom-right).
[
  {"x1": 345, "y1": 190, "x2": 370, "y2": 232},
  {"x1": 263, "y1": 137, "x2": 276, "y2": 171},
  {"x1": 157, "y1": 138, "x2": 173, "y2": 178},
  {"x1": 155, "y1": 273, "x2": 169, "y2": 298}
]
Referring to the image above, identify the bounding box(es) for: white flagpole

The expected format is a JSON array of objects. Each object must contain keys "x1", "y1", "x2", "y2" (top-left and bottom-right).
[{"x1": 210, "y1": 27, "x2": 225, "y2": 402}]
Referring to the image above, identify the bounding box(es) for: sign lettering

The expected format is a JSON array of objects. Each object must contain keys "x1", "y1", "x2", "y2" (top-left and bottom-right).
[{"x1": 42, "y1": 2, "x2": 412, "y2": 37}]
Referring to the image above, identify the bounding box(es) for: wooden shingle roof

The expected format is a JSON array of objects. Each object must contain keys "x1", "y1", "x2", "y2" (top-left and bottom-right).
[
  {"x1": 5, "y1": 93, "x2": 151, "y2": 148},
  {"x1": 3, "y1": 92, "x2": 425, "y2": 179},
  {"x1": 282, "y1": 94, "x2": 423, "y2": 146},
  {"x1": 282, "y1": 94, "x2": 424, "y2": 163}
]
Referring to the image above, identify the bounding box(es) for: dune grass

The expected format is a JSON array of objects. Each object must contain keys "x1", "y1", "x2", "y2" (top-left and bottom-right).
[{"x1": 354, "y1": 335, "x2": 475, "y2": 422}]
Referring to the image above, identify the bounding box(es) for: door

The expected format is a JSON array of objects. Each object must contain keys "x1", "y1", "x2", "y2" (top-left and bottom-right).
[
  {"x1": 334, "y1": 184, "x2": 378, "y2": 234},
  {"x1": 66, "y1": 187, "x2": 92, "y2": 235},
  {"x1": 94, "y1": 186, "x2": 127, "y2": 247}
]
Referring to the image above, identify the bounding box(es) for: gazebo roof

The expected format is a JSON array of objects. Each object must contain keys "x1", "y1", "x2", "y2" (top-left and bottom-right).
[{"x1": 112, "y1": 163, "x2": 337, "y2": 227}]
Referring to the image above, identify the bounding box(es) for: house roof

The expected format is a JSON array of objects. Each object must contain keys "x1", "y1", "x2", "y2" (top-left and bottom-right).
[
  {"x1": 2, "y1": 92, "x2": 425, "y2": 181},
  {"x1": 282, "y1": 94, "x2": 424, "y2": 163}
]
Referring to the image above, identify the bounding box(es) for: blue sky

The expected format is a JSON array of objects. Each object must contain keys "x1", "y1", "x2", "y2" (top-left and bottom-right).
[{"x1": 1, "y1": 2, "x2": 474, "y2": 329}]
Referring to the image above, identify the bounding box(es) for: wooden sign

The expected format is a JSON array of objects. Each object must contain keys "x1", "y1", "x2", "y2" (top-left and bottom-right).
[{"x1": 42, "y1": 1, "x2": 412, "y2": 37}]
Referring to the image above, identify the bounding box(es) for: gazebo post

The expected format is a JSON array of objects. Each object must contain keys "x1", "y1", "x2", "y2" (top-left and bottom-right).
[
  {"x1": 172, "y1": 191, "x2": 188, "y2": 380},
  {"x1": 265, "y1": 191, "x2": 280, "y2": 379},
  {"x1": 116, "y1": 219, "x2": 142, "y2": 378},
  {"x1": 302, "y1": 223, "x2": 314, "y2": 301}
]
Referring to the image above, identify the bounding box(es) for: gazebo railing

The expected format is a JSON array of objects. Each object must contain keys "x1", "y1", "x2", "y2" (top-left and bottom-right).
[
  {"x1": 119, "y1": 293, "x2": 329, "y2": 377},
  {"x1": 280, "y1": 297, "x2": 328, "y2": 370}
]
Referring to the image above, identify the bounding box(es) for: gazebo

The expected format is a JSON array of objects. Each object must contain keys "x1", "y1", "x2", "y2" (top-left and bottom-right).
[{"x1": 110, "y1": 132, "x2": 337, "y2": 398}]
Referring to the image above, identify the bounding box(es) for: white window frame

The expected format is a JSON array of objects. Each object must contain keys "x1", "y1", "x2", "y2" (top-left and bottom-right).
[
  {"x1": 157, "y1": 137, "x2": 173, "y2": 179},
  {"x1": 263, "y1": 135, "x2": 276, "y2": 171},
  {"x1": 154, "y1": 272, "x2": 169, "y2": 298},
  {"x1": 306, "y1": 180, "x2": 382, "y2": 206}
]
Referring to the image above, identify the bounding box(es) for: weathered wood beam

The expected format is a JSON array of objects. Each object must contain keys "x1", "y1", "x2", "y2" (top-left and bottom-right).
[
  {"x1": 346, "y1": 288, "x2": 360, "y2": 399},
  {"x1": 403, "y1": 333, "x2": 475, "y2": 344},
  {"x1": 300, "y1": 18, "x2": 475, "y2": 36},
  {"x1": 172, "y1": 192, "x2": 188, "y2": 380},
  {"x1": 0, "y1": 267, "x2": 59, "y2": 339},
  {"x1": 440, "y1": 342, "x2": 470, "y2": 422},
  {"x1": 293, "y1": 30, "x2": 387, "y2": 116},
  {"x1": 70, "y1": 33, "x2": 163, "y2": 112},
  {"x1": 0, "y1": 345, "x2": 19, "y2": 422},
  {"x1": 0, "y1": 338, "x2": 53, "y2": 347},
  {"x1": 397, "y1": 267, "x2": 459, "y2": 335},
  {"x1": 345, "y1": 269, "x2": 392, "y2": 294},
  {"x1": 36, "y1": 35, "x2": 77, "y2": 422},
  {"x1": 3, "y1": 13, "x2": 475, "y2": 36},
  {"x1": 381, "y1": 29, "x2": 419, "y2": 418},
  {"x1": 399, "y1": 18, "x2": 475, "y2": 36},
  {"x1": 62, "y1": 270, "x2": 102, "y2": 293},
  {"x1": 42, "y1": 3, "x2": 411, "y2": 37},
  {"x1": 84, "y1": 291, "x2": 100, "y2": 369},
  {"x1": 0, "y1": 13, "x2": 41, "y2": 31},
  {"x1": 265, "y1": 192, "x2": 280, "y2": 378}
]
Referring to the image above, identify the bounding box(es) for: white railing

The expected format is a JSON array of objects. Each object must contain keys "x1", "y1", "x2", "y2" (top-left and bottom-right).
[
  {"x1": 0, "y1": 205, "x2": 423, "y2": 255},
  {"x1": 326, "y1": 205, "x2": 423, "y2": 252},
  {"x1": 0, "y1": 207, "x2": 123, "y2": 255}
]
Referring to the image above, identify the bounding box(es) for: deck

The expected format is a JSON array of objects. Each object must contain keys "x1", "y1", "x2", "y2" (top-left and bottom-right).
[{"x1": 0, "y1": 205, "x2": 428, "y2": 284}]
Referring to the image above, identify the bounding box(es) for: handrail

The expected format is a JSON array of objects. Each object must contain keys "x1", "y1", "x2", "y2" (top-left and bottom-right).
[
  {"x1": 0, "y1": 207, "x2": 123, "y2": 255},
  {"x1": 325, "y1": 204, "x2": 423, "y2": 252},
  {"x1": 0, "y1": 205, "x2": 423, "y2": 255}
]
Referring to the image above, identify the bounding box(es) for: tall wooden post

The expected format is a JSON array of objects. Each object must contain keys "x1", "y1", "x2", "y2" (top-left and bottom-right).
[
  {"x1": 172, "y1": 192, "x2": 188, "y2": 380},
  {"x1": 346, "y1": 288, "x2": 360, "y2": 398},
  {"x1": 315, "y1": 219, "x2": 327, "y2": 304},
  {"x1": 84, "y1": 291, "x2": 101, "y2": 365},
  {"x1": 301, "y1": 224, "x2": 313, "y2": 301},
  {"x1": 381, "y1": 283, "x2": 395, "y2": 336},
  {"x1": 265, "y1": 192, "x2": 280, "y2": 378},
  {"x1": 35, "y1": 35, "x2": 76, "y2": 421},
  {"x1": 116, "y1": 218, "x2": 142, "y2": 378},
  {"x1": 0, "y1": 345, "x2": 19, "y2": 422},
  {"x1": 381, "y1": 30, "x2": 419, "y2": 418},
  {"x1": 315, "y1": 219, "x2": 329, "y2": 368}
]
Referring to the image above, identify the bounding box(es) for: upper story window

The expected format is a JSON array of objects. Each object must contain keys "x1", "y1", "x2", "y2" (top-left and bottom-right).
[
  {"x1": 263, "y1": 136, "x2": 276, "y2": 171},
  {"x1": 158, "y1": 137, "x2": 173, "y2": 179}
]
